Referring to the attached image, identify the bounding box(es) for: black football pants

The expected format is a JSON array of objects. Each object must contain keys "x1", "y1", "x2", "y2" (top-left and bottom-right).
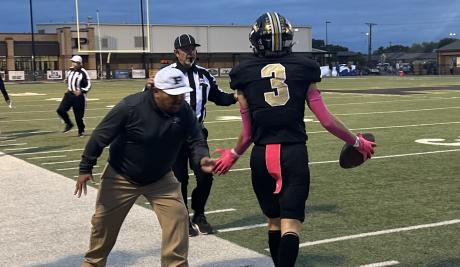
[
  {"x1": 56, "y1": 91, "x2": 86, "y2": 133},
  {"x1": 0, "y1": 78, "x2": 10, "y2": 103},
  {"x1": 173, "y1": 127, "x2": 213, "y2": 215}
]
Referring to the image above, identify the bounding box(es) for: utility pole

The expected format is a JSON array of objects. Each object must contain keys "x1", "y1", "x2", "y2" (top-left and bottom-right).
[
  {"x1": 140, "y1": 0, "x2": 147, "y2": 75},
  {"x1": 365, "y1": 22, "x2": 377, "y2": 66},
  {"x1": 29, "y1": 0, "x2": 36, "y2": 81},
  {"x1": 325, "y1": 20, "x2": 331, "y2": 48}
]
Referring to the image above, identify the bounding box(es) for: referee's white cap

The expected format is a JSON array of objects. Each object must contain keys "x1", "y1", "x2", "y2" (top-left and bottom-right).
[{"x1": 70, "y1": 55, "x2": 83, "y2": 64}]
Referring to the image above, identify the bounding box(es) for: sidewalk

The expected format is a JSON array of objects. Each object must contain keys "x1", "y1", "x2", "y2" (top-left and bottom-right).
[{"x1": 0, "y1": 153, "x2": 272, "y2": 267}]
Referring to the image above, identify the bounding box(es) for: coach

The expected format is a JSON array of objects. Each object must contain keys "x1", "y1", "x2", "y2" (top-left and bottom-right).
[{"x1": 75, "y1": 67, "x2": 215, "y2": 267}]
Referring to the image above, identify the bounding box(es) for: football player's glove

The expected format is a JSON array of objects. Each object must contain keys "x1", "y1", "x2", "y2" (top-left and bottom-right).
[
  {"x1": 339, "y1": 133, "x2": 376, "y2": 169},
  {"x1": 249, "y1": 12, "x2": 294, "y2": 57},
  {"x1": 212, "y1": 148, "x2": 239, "y2": 175}
]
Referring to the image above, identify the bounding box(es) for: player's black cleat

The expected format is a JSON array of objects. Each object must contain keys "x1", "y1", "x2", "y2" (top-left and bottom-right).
[
  {"x1": 192, "y1": 213, "x2": 214, "y2": 234},
  {"x1": 63, "y1": 123, "x2": 74, "y2": 133},
  {"x1": 189, "y1": 218, "x2": 199, "y2": 237}
]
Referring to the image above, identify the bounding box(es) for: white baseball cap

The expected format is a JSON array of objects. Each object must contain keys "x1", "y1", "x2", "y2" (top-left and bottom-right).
[
  {"x1": 154, "y1": 67, "x2": 193, "y2": 95},
  {"x1": 70, "y1": 55, "x2": 83, "y2": 64}
]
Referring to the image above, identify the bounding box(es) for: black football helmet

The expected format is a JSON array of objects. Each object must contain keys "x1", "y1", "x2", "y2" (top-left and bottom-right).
[{"x1": 249, "y1": 12, "x2": 294, "y2": 57}]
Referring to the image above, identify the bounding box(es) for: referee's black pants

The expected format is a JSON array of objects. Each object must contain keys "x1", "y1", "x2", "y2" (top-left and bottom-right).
[
  {"x1": 173, "y1": 127, "x2": 213, "y2": 216},
  {"x1": 56, "y1": 91, "x2": 86, "y2": 134}
]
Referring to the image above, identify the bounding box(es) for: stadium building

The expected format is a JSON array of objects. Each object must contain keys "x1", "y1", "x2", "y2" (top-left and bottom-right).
[{"x1": 0, "y1": 23, "x2": 315, "y2": 80}]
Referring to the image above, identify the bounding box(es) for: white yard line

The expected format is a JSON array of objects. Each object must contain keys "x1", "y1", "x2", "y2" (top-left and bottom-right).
[
  {"x1": 4, "y1": 147, "x2": 38, "y2": 151},
  {"x1": 56, "y1": 165, "x2": 99, "y2": 171},
  {"x1": 41, "y1": 160, "x2": 81, "y2": 165},
  {"x1": 13, "y1": 148, "x2": 84, "y2": 156},
  {"x1": 0, "y1": 139, "x2": 17, "y2": 142},
  {"x1": 218, "y1": 223, "x2": 268, "y2": 233},
  {"x1": 27, "y1": 155, "x2": 67, "y2": 160},
  {"x1": 219, "y1": 148, "x2": 460, "y2": 174},
  {"x1": 358, "y1": 261, "x2": 400, "y2": 267},
  {"x1": 2, "y1": 116, "x2": 103, "y2": 123},
  {"x1": 299, "y1": 219, "x2": 460, "y2": 248},
  {"x1": 190, "y1": 208, "x2": 237, "y2": 217},
  {"x1": 0, "y1": 143, "x2": 27, "y2": 147}
]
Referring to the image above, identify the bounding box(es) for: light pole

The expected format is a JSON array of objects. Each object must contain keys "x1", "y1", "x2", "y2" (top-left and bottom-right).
[
  {"x1": 365, "y1": 22, "x2": 377, "y2": 66},
  {"x1": 325, "y1": 20, "x2": 331, "y2": 48},
  {"x1": 140, "y1": 0, "x2": 147, "y2": 74},
  {"x1": 96, "y1": 10, "x2": 103, "y2": 79},
  {"x1": 29, "y1": 0, "x2": 36, "y2": 81},
  {"x1": 449, "y1": 32, "x2": 457, "y2": 38}
]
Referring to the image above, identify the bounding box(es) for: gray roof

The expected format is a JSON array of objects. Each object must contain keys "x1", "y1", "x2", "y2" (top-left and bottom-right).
[{"x1": 437, "y1": 40, "x2": 460, "y2": 51}]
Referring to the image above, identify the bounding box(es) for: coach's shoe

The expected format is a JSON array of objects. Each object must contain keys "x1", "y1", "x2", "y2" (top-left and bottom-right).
[
  {"x1": 63, "y1": 123, "x2": 74, "y2": 133},
  {"x1": 78, "y1": 131, "x2": 85, "y2": 137},
  {"x1": 192, "y1": 213, "x2": 214, "y2": 234},
  {"x1": 189, "y1": 218, "x2": 199, "y2": 237}
]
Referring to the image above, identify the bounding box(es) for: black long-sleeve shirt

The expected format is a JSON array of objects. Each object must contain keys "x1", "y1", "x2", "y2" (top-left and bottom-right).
[
  {"x1": 173, "y1": 62, "x2": 236, "y2": 123},
  {"x1": 79, "y1": 90, "x2": 209, "y2": 185}
]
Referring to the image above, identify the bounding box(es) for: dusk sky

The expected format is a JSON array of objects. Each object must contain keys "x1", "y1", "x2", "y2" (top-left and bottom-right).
[{"x1": 1, "y1": 0, "x2": 459, "y2": 52}]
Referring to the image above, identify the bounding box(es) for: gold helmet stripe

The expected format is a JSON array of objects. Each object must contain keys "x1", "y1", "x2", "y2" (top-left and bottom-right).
[{"x1": 272, "y1": 12, "x2": 282, "y2": 51}]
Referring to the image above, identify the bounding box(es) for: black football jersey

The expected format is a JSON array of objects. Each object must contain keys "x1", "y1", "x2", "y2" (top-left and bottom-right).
[{"x1": 229, "y1": 54, "x2": 321, "y2": 145}]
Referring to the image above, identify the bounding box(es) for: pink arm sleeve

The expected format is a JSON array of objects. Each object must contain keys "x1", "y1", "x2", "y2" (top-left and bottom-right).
[
  {"x1": 234, "y1": 106, "x2": 252, "y2": 155},
  {"x1": 308, "y1": 89, "x2": 356, "y2": 145}
]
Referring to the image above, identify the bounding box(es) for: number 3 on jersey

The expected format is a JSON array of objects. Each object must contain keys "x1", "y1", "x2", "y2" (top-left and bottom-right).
[{"x1": 261, "y1": 63, "x2": 290, "y2": 106}]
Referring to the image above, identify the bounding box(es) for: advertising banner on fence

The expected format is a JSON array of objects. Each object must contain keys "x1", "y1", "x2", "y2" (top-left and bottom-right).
[
  {"x1": 208, "y1": 68, "x2": 219, "y2": 77},
  {"x1": 47, "y1": 70, "x2": 63, "y2": 80},
  {"x1": 132, "y1": 69, "x2": 146, "y2": 79},
  {"x1": 114, "y1": 70, "x2": 130, "y2": 79},
  {"x1": 219, "y1": 68, "x2": 232, "y2": 76},
  {"x1": 87, "y1": 70, "x2": 98, "y2": 80},
  {"x1": 8, "y1": 71, "x2": 25, "y2": 81}
]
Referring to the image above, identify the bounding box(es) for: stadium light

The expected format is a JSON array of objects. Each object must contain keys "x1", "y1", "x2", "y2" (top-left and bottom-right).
[
  {"x1": 365, "y1": 22, "x2": 377, "y2": 66},
  {"x1": 449, "y1": 32, "x2": 457, "y2": 37}
]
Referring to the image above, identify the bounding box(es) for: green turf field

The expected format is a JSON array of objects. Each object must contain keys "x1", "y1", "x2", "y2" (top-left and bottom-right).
[{"x1": 1, "y1": 76, "x2": 459, "y2": 267}]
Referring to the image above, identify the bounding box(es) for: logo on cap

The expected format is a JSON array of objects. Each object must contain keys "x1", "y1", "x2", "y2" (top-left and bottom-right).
[{"x1": 174, "y1": 34, "x2": 201, "y2": 49}]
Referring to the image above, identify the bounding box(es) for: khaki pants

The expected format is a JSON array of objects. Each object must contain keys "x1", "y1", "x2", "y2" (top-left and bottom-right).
[{"x1": 82, "y1": 164, "x2": 189, "y2": 267}]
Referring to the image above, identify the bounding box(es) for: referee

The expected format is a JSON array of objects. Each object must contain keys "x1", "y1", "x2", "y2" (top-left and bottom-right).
[
  {"x1": 170, "y1": 34, "x2": 237, "y2": 236},
  {"x1": 57, "y1": 55, "x2": 91, "y2": 137}
]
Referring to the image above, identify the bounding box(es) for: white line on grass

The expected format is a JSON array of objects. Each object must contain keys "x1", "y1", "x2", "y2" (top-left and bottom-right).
[
  {"x1": 57, "y1": 165, "x2": 99, "y2": 171},
  {"x1": 190, "y1": 208, "x2": 237, "y2": 217},
  {"x1": 358, "y1": 261, "x2": 400, "y2": 267},
  {"x1": 4, "y1": 147, "x2": 38, "y2": 151},
  {"x1": 299, "y1": 219, "x2": 460, "y2": 247},
  {"x1": 9, "y1": 122, "x2": 460, "y2": 157},
  {"x1": 41, "y1": 160, "x2": 80, "y2": 165},
  {"x1": 73, "y1": 172, "x2": 102, "y2": 178},
  {"x1": 0, "y1": 143, "x2": 27, "y2": 147},
  {"x1": 13, "y1": 148, "x2": 84, "y2": 156},
  {"x1": 217, "y1": 148, "x2": 460, "y2": 174},
  {"x1": 326, "y1": 96, "x2": 460, "y2": 107},
  {"x1": 206, "y1": 107, "x2": 460, "y2": 124},
  {"x1": 27, "y1": 155, "x2": 67, "y2": 160},
  {"x1": 0, "y1": 139, "x2": 17, "y2": 142},
  {"x1": 218, "y1": 223, "x2": 268, "y2": 233}
]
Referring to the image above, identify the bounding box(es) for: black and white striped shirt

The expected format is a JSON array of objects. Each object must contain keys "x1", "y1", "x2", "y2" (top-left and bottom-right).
[
  {"x1": 169, "y1": 62, "x2": 236, "y2": 123},
  {"x1": 67, "y1": 67, "x2": 91, "y2": 92}
]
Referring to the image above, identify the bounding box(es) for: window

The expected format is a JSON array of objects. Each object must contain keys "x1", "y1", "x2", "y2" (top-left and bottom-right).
[
  {"x1": 101, "y1": 38, "x2": 109, "y2": 49},
  {"x1": 134, "y1": 36, "x2": 147, "y2": 48},
  {"x1": 0, "y1": 57, "x2": 6, "y2": 71},
  {"x1": 14, "y1": 56, "x2": 58, "y2": 72}
]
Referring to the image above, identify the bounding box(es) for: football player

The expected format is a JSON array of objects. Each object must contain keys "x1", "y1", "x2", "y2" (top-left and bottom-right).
[{"x1": 213, "y1": 12, "x2": 376, "y2": 267}]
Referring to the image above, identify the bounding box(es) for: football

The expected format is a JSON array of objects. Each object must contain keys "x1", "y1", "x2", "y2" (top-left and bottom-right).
[{"x1": 339, "y1": 133, "x2": 375, "y2": 169}]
